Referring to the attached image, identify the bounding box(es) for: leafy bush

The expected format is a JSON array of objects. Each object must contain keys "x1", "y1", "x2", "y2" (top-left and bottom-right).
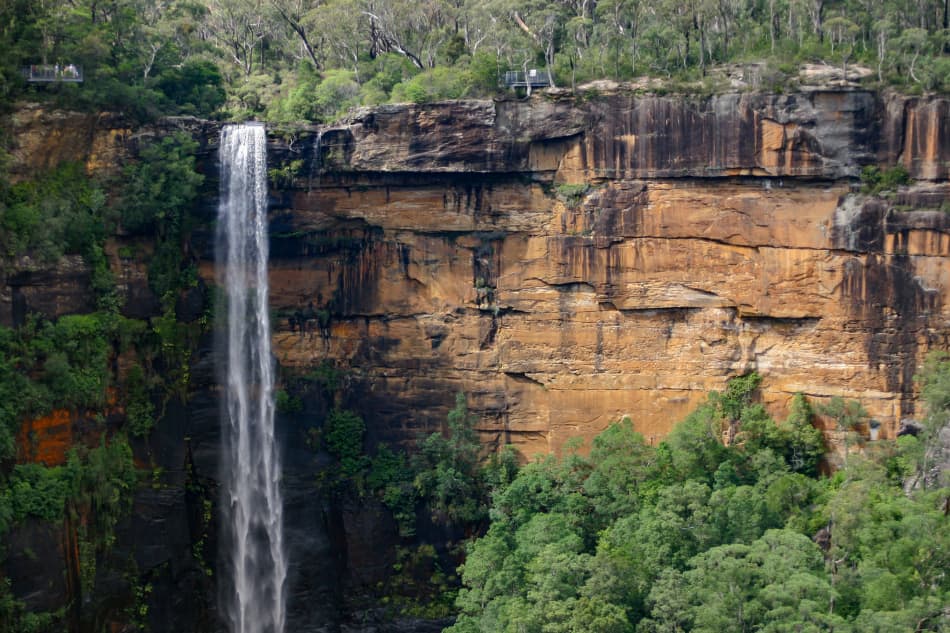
[
  {"x1": 124, "y1": 365, "x2": 155, "y2": 438},
  {"x1": 155, "y1": 59, "x2": 226, "y2": 117},
  {"x1": 31, "y1": 314, "x2": 112, "y2": 410},
  {"x1": 65, "y1": 436, "x2": 138, "y2": 541},
  {"x1": 120, "y1": 132, "x2": 203, "y2": 297},
  {"x1": 6, "y1": 463, "x2": 70, "y2": 523},
  {"x1": 861, "y1": 164, "x2": 912, "y2": 195},
  {"x1": 324, "y1": 408, "x2": 368, "y2": 477},
  {"x1": 411, "y1": 393, "x2": 487, "y2": 525},
  {"x1": 120, "y1": 133, "x2": 202, "y2": 236},
  {"x1": 275, "y1": 389, "x2": 303, "y2": 414},
  {"x1": 368, "y1": 445, "x2": 418, "y2": 537},
  {"x1": 391, "y1": 67, "x2": 469, "y2": 103},
  {"x1": 0, "y1": 162, "x2": 109, "y2": 262},
  {"x1": 269, "y1": 68, "x2": 360, "y2": 123}
]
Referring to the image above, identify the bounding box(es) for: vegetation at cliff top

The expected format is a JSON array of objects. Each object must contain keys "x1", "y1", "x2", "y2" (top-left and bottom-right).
[{"x1": 0, "y1": 0, "x2": 947, "y2": 123}]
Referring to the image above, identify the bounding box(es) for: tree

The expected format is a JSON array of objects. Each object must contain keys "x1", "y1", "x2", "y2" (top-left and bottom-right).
[
  {"x1": 908, "y1": 351, "x2": 950, "y2": 490},
  {"x1": 412, "y1": 392, "x2": 487, "y2": 524},
  {"x1": 205, "y1": 0, "x2": 276, "y2": 76},
  {"x1": 643, "y1": 530, "x2": 840, "y2": 633},
  {"x1": 820, "y1": 396, "x2": 868, "y2": 466},
  {"x1": 270, "y1": 0, "x2": 322, "y2": 69}
]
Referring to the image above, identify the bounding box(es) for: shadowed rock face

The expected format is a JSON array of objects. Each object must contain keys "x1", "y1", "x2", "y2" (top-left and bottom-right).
[{"x1": 2, "y1": 90, "x2": 949, "y2": 631}]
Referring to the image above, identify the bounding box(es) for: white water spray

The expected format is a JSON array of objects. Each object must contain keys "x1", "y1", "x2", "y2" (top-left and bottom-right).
[{"x1": 217, "y1": 123, "x2": 287, "y2": 633}]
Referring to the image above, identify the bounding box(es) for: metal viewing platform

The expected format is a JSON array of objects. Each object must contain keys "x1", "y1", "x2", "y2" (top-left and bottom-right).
[
  {"x1": 21, "y1": 64, "x2": 83, "y2": 83},
  {"x1": 504, "y1": 69, "x2": 551, "y2": 88}
]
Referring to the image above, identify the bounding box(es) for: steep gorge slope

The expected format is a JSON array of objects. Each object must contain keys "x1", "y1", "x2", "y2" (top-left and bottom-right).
[
  {"x1": 2, "y1": 88, "x2": 949, "y2": 630},
  {"x1": 7, "y1": 91, "x2": 950, "y2": 454}
]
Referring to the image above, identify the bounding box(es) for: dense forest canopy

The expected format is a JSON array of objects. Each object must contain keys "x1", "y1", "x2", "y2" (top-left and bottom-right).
[
  {"x1": 446, "y1": 370, "x2": 950, "y2": 633},
  {"x1": 0, "y1": 0, "x2": 948, "y2": 121}
]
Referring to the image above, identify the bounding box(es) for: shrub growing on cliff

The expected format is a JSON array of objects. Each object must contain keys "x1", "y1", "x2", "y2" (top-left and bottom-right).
[
  {"x1": 861, "y1": 164, "x2": 912, "y2": 195},
  {"x1": 120, "y1": 133, "x2": 202, "y2": 236},
  {"x1": 324, "y1": 408, "x2": 368, "y2": 478},
  {"x1": 412, "y1": 393, "x2": 488, "y2": 525},
  {"x1": 120, "y1": 133, "x2": 204, "y2": 302},
  {"x1": 0, "y1": 162, "x2": 109, "y2": 263}
]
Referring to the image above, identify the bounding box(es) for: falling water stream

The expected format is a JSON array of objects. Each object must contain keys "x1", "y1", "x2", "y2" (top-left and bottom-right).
[{"x1": 217, "y1": 123, "x2": 287, "y2": 633}]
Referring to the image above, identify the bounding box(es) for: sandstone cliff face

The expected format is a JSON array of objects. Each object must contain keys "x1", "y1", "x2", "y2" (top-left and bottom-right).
[
  {"x1": 3, "y1": 90, "x2": 949, "y2": 630},
  {"x1": 10, "y1": 91, "x2": 947, "y2": 454},
  {"x1": 264, "y1": 91, "x2": 950, "y2": 456}
]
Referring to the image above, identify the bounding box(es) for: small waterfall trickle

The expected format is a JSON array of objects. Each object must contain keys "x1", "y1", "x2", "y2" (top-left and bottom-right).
[
  {"x1": 309, "y1": 129, "x2": 323, "y2": 189},
  {"x1": 217, "y1": 123, "x2": 287, "y2": 633}
]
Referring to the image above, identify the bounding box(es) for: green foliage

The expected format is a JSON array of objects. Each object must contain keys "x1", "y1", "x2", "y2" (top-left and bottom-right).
[
  {"x1": 268, "y1": 159, "x2": 305, "y2": 189},
  {"x1": 380, "y1": 544, "x2": 459, "y2": 619},
  {"x1": 319, "y1": 393, "x2": 506, "y2": 613},
  {"x1": 861, "y1": 164, "x2": 912, "y2": 195},
  {"x1": 391, "y1": 67, "x2": 470, "y2": 104},
  {"x1": 357, "y1": 54, "x2": 419, "y2": 101},
  {"x1": 664, "y1": 404, "x2": 729, "y2": 483},
  {"x1": 119, "y1": 133, "x2": 203, "y2": 299},
  {"x1": 908, "y1": 351, "x2": 950, "y2": 489},
  {"x1": 5, "y1": 463, "x2": 70, "y2": 523},
  {"x1": 412, "y1": 393, "x2": 487, "y2": 525},
  {"x1": 119, "y1": 132, "x2": 203, "y2": 297},
  {"x1": 0, "y1": 312, "x2": 132, "y2": 462},
  {"x1": 274, "y1": 389, "x2": 303, "y2": 414},
  {"x1": 124, "y1": 365, "x2": 155, "y2": 437},
  {"x1": 555, "y1": 183, "x2": 589, "y2": 208},
  {"x1": 2, "y1": 0, "x2": 947, "y2": 123},
  {"x1": 0, "y1": 581, "x2": 65, "y2": 633},
  {"x1": 0, "y1": 162, "x2": 109, "y2": 262},
  {"x1": 453, "y1": 371, "x2": 949, "y2": 632},
  {"x1": 147, "y1": 298, "x2": 200, "y2": 402},
  {"x1": 154, "y1": 59, "x2": 225, "y2": 117},
  {"x1": 324, "y1": 408, "x2": 368, "y2": 478},
  {"x1": 33, "y1": 314, "x2": 112, "y2": 410},
  {"x1": 367, "y1": 445, "x2": 418, "y2": 537},
  {"x1": 269, "y1": 68, "x2": 361, "y2": 123},
  {"x1": 642, "y1": 530, "x2": 843, "y2": 633},
  {"x1": 65, "y1": 436, "x2": 138, "y2": 544}
]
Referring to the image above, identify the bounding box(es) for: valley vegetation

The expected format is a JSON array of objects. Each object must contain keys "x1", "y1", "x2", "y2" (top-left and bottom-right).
[
  {"x1": 293, "y1": 367, "x2": 950, "y2": 631},
  {"x1": 442, "y1": 370, "x2": 950, "y2": 633}
]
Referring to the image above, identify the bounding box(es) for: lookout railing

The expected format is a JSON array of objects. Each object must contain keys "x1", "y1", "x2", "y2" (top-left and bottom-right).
[
  {"x1": 504, "y1": 69, "x2": 551, "y2": 88},
  {"x1": 21, "y1": 64, "x2": 84, "y2": 83}
]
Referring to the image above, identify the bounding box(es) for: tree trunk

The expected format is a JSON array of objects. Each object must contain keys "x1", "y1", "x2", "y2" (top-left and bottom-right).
[{"x1": 271, "y1": 1, "x2": 322, "y2": 70}]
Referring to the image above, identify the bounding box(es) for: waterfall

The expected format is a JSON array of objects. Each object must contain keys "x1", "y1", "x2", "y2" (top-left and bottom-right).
[
  {"x1": 217, "y1": 123, "x2": 287, "y2": 633},
  {"x1": 309, "y1": 129, "x2": 323, "y2": 189}
]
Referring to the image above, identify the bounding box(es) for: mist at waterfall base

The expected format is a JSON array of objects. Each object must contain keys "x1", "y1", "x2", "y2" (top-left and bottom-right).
[{"x1": 216, "y1": 123, "x2": 287, "y2": 633}]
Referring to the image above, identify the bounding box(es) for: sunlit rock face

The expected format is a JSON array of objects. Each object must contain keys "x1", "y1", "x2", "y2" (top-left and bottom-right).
[
  {"x1": 2, "y1": 89, "x2": 949, "y2": 630},
  {"x1": 265, "y1": 91, "x2": 950, "y2": 456},
  {"x1": 4, "y1": 91, "x2": 950, "y2": 457}
]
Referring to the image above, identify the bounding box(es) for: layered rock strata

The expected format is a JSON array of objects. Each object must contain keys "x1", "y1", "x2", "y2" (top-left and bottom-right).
[
  {"x1": 266, "y1": 91, "x2": 950, "y2": 455},
  {"x1": 3, "y1": 89, "x2": 949, "y2": 630},
  {"x1": 6, "y1": 91, "x2": 950, "y2": 458}
]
